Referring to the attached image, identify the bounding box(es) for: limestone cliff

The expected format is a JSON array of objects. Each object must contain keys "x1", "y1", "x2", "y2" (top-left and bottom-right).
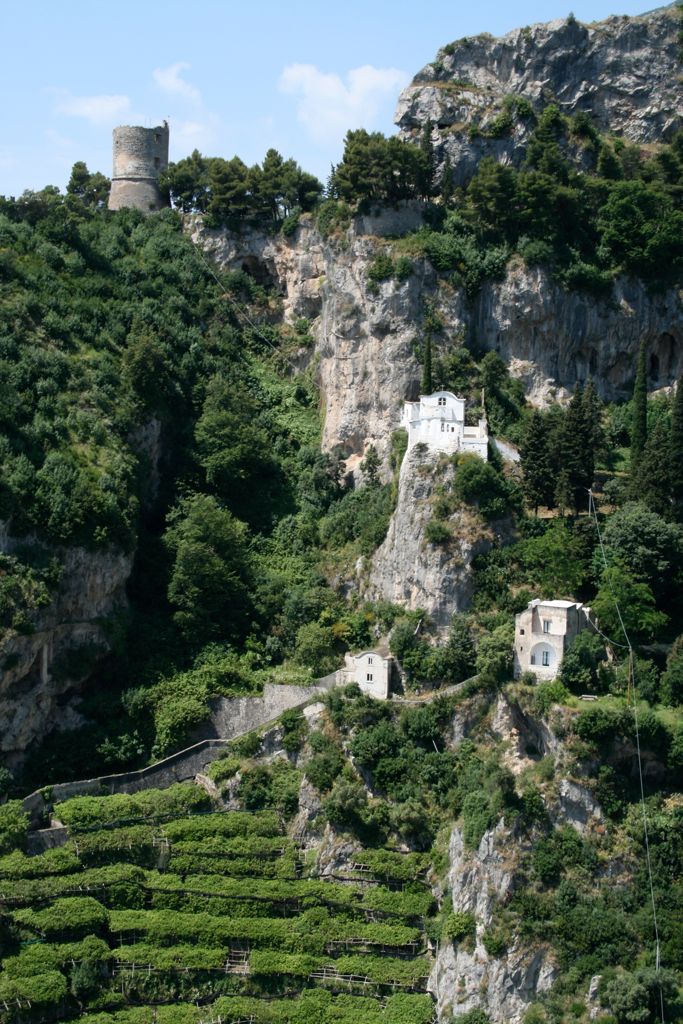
[
  {"x1": 190, "y1": 215, "x2": 683, "y2": 466},
  {"x1": 396, "y1": 4, "x2": 682, "y2": 186},
  {"x1": 430, "y1": 821, "x2": 558, "y2": 1024},
  {"x1": 363, "y1": 445, "x2": 495, "y2": 629},
  {"x1": 0, "y1": 534, "x2": 132, "y2": 766}
]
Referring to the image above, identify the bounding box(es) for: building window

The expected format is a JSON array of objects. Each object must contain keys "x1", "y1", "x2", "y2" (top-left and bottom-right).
[
  {"x1": 543, "y1": 619, "x2": 551, "y2": 633},
  {"x1": 366, "y1": 673, "x2": 373, "y2": 681},
  {"x1": 368, "y1": 657, "x2": 373, "y2": 664},
  {"x1": 154, "y1": 157, "x2": 160, "y2": 168},
  {"x1": 438, "y1": 397, "x2": 446, "y2": 406},
  {"x1": 530, "y1": 654, "x2": 536, "y2": 665},
  {"x1": 520, "y1": 628, "x2": 525, "y2": 635},
  {"x1": 542, "y1": 651, "x2": 550, "y2": 667},
  {"x1": 441, "y1": 422, "x2": 445, "y2": 431}
]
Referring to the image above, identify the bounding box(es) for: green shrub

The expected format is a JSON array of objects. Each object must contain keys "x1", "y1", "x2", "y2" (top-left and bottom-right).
[
  {"x1": 454, "y1": 456, "x2": 513, "y2": 521},
  {"x1": 425, "y1": 519, "x2": 451, "y2": 544},
  {"x1": 367, "y1": 252, "x2": 395, "y2": 284},
  {"x1": 533, "y1": 679, "x2": 570, "y2": 715},
  {"x1": 443, "y1": 910, "x2": 476, "y2": 942},
  {"x1": 482, "y1": 927, "x2": 507, "y2": 957},
  {"x1": 206, "y1": 755, "x2": 241, "y2": 783},
  {"x1": 0, "y1": 801, "x2": 28, "y2": 854},
  {"x1": 280, "y1": 707, "x2": 308, "y2": 752},
  {"x1": 453, "y1": 1011, "x2": 492, "y2": 1024},
  {"x1": 231, "y1": 731, "x2": 262, "y2": 758},
  {"x1": 475, "y1": 623, "x2": 513, "y2": 685},
  {"x1": 305, "y1": 746, "x2": 345, "y2": 793},
  {"x1": 461, "y1": 791, "x2": 496, "y2": 848}
]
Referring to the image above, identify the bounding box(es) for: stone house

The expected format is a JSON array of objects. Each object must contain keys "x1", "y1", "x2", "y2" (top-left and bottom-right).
[
  {"x1": 514, "y1": 599, "x2": 594, "y2": 680},
  {"x1": 401, "y1": 390, "x2": 488, "y2": 459},
  {"x1": 343, "y1": 650, "x2": 393, "y2": 699}
]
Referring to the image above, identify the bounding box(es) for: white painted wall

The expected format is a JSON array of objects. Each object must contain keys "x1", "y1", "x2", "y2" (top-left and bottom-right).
[
  {"x1": 402, "y1": 391, "x2": 488, "y2": 459},
  {"x1": 344, "y1": 651, "x2": 391, "y2": 699}
]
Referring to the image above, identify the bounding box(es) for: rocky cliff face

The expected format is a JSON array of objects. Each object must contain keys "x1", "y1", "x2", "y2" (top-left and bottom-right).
[
  {"x1": 0, "y1": 535, "x2": 132, "y2": 766},
  {"x1": 191, "y1": 215, "x2": 683, "y2": 466},
  {"x1": 363, "y1": 445, "x2": 495, "y2": 629},
  {"x1": 188, "y1": 211, "x2": 436, "y2": 471},
  {"x1": 396, "y1": 5, "x2": 682, "y2": 185},
  {"x1": 430, "y1": 820, "x2": 558, "y2": 1024}
]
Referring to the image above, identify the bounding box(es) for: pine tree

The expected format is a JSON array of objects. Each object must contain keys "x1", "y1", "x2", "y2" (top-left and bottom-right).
[
  {"x1": 634, "y1": 417, "x2": 672, "y2": 517},
  {"x1": 671, "y1": 376, "x2": 683, "y2": 522},
  {"x1": 422, "y1": 336, "x2": 433, "y2": 395},
  {"x1": 631, "y1": 340, "x2": 648, "y2": 470},
  {"x1": 520, "y1": 411, "x2": 554, "y2": 514}
]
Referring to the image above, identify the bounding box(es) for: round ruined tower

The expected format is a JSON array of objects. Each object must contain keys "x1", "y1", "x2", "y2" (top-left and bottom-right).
[{"x1": 108, "y1": 123, "x2": 169, "y2": 213}]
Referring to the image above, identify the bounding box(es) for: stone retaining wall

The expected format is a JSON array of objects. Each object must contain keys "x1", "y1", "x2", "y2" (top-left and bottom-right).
[{"x1": 22, "y1": 677, "x2": 340, "y2": 828}]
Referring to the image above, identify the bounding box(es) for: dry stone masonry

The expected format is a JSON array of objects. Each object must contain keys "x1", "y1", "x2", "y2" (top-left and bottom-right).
[{"x1": 108, "y1": 123, "x2": 169, "y2": 213}]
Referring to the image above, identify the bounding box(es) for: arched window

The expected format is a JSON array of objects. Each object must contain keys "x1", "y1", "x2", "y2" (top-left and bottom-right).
[{"x1": 438, "y1": 396, "x2": 446, "y2": 406}]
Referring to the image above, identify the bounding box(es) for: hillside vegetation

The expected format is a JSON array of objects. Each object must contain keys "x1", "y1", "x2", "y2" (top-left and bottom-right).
[{"x1": 1, "y1": 37, "x2": 683, "y2": 1023}]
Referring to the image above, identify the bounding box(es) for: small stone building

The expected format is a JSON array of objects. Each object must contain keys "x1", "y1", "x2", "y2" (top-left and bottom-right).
[
  {"x1": 514, "y1": 599, "x2": 593, "y2": 680},
  {"x1": 343, "y1": 650, "x2": 393, "y2": 699},
  {"x1": 108, "y1": 123, "x2": 169, "y2": 213},
  {"x1": 401, "y1": 390, "x2": 488, "y2": 459}
]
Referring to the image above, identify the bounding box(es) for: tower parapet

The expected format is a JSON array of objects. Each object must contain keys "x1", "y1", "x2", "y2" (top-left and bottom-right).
[{"x1": 108, "y1": 123, "x2": 169, "y2": 213}]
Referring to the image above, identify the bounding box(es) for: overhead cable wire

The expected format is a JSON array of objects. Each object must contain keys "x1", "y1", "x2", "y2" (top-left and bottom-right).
[{"x1": 588, "y1": 488, "x2": 665, "y2": 1020}]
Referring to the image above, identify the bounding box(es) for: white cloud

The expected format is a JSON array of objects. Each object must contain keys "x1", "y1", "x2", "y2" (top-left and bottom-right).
[
  {"x1": 153, "y1": 62, "x2": 201, "y2": 104},
  {"x1": 53, "y1": 91, "x2": 131, "y2": 125},
  {"x1": 279, "y1": 63, "x2": 409, "y2": 144},
  {"x1": 169, "y1": 114, "x2": 221, "y2": 157}
]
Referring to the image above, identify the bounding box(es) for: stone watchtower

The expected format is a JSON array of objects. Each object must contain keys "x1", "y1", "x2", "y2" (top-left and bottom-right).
[{"x1": 108, "y1": 122, "x2": 169, "y2": 213}]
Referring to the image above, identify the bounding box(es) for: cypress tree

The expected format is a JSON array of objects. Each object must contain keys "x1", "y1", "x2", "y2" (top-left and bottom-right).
[
  {"x1": 422, "y1": 336, "x2": 433, "y2": 394},
  {"x1": 631, "y1": 340, "x2": 648, "y2": 470},
  {"x1": 672, "y1": 376, "x2": 683, "y2": 521},
  {"x1": 635, "y1": 417, "x2": 672, "y2": 518},
  {"x1": 582, "y1": 377, "x2": 604, "y2": 459},
  {"x1": 440, "y1": 154, "x2": 454, "y2": 206},
  {"x1": 520, "y1": 411, "x2": 554, "y2": 514},
  {"x1": 560, "y1": 384, "x2": 594, "y2": 511},
  {"x1": 555, "y1": 467, "x2": 572, "y2": 517}
]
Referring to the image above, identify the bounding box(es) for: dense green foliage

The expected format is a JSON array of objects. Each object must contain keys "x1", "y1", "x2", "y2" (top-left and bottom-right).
[
  {"x1": 0, "y1": 187, "x2": 411, "y2": 779},
  {"x1": 0, "y1": 784, "x2": 435, "y2": 1022},
  {"x1": 161, "y1": 148, "x2": 322, "y2": 228},
  {"x1": 2, "y1": 74, "x2": 683, "y2": 1024}
]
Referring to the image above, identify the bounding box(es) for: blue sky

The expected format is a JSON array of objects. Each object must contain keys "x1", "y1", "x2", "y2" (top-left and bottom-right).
[{"x1": 1, "y1": 0, "x2": 653, "y2": 196}]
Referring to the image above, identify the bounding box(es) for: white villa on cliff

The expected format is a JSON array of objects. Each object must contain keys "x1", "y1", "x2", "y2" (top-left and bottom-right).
[
  {"x1": 514, "y1": 599, "x2": 594, "y2": 680},
  {"x1": 401, "y1": 391, "x2": 488, "y2": 459}
]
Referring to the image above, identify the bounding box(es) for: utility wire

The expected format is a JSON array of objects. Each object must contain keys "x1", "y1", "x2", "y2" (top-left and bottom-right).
[{"x1": 588, "y1": 488, "x2": 665, "y2": 1021}]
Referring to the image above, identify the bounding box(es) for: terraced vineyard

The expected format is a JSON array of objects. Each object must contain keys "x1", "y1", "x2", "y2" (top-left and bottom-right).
[{"x1": 0, "y1": 783, "x2": 436, "y2": 1023}]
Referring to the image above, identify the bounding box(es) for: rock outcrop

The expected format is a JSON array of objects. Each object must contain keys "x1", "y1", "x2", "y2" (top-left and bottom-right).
[
  {"x1": 0, "y1": 537, "x2": 132, "y2": 766},
  {"x1": 190, "y1": 213, "x2": 683, "y2": 476},
  {"x1": 396, "y1": 5, "x2": 682, "y2": 185},
  {"x1": 430, "y1": 820, "x2": 558, "y2": 1023},
  {"x1": 364, "y1": 445, "x2": 495, "y2": 629}
]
